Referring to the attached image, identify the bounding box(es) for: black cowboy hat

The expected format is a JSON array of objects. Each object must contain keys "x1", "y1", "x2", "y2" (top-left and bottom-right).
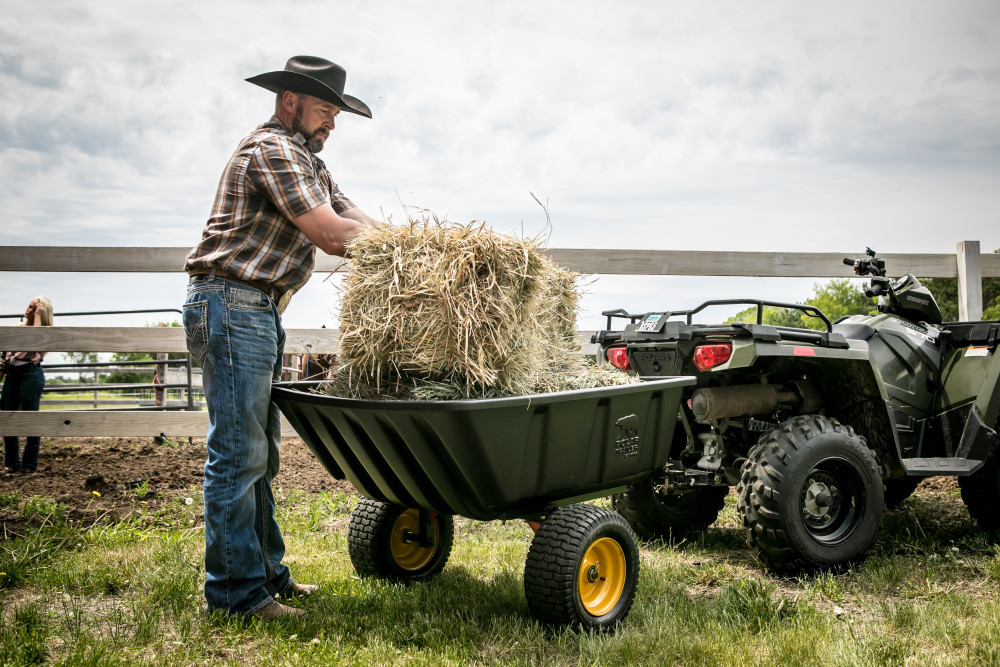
[{"x1": 246, "y1": 55, "x2": 372, "y2": 118}]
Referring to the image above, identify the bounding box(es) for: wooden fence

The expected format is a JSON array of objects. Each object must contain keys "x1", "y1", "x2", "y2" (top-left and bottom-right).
[{"x1": 1, "y1": 241, "x2": 996, "y2": 439}]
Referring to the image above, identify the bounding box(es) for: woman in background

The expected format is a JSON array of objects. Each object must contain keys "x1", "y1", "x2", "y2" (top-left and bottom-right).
[{"x1": 2, "y1": 296, "x2": 53, "y2": 473}]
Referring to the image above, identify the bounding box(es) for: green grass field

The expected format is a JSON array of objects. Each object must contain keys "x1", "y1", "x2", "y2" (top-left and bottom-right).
[
  {"x1": 39, "y1": 391, "x2": 200, "y2": 410},
  {"x1": 2, "y1": 486, "x2": 999, "y2": 666}
]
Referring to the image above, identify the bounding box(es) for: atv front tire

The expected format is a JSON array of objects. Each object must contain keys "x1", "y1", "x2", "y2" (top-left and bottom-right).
[
  {"x1": 737, "y1": 415, "x2": 884, "y2": 571},
  {"x1": 611, "y1": 479, "x2": 728, "y2": 540},
  {"x1": 347, "y1": 498, "x2": 454, "y2": 582}
]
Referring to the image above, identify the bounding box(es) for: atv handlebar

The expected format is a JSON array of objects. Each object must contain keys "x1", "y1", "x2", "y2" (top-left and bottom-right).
[
  {"x1": 845, "y1": 248, "x2": 898, "y2": 306},
  {"x1": 843, "y1": 252, "x2": 886, "y2": 278},
  {"x1": 866, "y1": 281, "x2": 885, "y2": 298}
]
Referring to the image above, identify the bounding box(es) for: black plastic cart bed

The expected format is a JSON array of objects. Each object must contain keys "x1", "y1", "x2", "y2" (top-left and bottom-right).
[{"x1": 272, "y1": 377, "x2": 694, "y2": 630}]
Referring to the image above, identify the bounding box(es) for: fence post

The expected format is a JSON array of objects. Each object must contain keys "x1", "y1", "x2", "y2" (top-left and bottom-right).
[{"x1": 957, "y1": 240, "x2": 983, "y2": 321}]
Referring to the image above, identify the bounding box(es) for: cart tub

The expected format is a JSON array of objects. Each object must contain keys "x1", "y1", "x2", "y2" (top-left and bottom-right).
[{"x1": 272, "y1": 377, "x2": 695, "y2": 521}]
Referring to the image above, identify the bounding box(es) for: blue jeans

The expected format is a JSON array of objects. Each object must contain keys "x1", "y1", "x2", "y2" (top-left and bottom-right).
[
  {"x1": 3, "y1": 363, "x2": 45, "y2": 472},
  {"x1": 184, "y1": 274, "x2": 293, "y2": 614}
]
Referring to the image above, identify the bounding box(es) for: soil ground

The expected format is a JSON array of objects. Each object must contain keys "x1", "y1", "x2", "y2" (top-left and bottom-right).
[
  {"x1": 0, "y1": 437, "x2": 959, "y2": 528},
  {"x1": 0, "y1": 437, "x2": 357, "y2": 526}
]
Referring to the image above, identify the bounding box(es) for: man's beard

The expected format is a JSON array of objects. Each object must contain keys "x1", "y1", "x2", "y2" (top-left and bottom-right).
[{"x1": 291, "y1": 107, "x2": 327, "y2": 154}]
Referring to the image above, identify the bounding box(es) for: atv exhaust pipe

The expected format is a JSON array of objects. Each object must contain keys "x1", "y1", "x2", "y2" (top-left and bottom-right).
[{"x1": 690, "y1": 384, "x2": 803, "y2": 421}]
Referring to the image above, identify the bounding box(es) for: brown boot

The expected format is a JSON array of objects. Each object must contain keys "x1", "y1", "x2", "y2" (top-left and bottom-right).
[{"x1": 253, "y1": 601, "x2": 305, "y2": 619}]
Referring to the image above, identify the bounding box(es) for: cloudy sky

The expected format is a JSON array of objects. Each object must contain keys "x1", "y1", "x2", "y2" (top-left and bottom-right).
[{"x1": 2, "y1": 0, "x2": 998, "y2": 336}]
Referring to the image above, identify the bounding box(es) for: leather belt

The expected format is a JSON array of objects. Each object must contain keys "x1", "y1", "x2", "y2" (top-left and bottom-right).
[{"x1": 190, "y1": 268, "x2": 277, "y2": 299}]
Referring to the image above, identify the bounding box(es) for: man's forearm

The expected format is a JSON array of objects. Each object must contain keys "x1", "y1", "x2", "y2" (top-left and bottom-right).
[
  {"x1": 291, "y1": 203, "x2": 367, "y2": 257},
  {"x1": 341, "y1": 206, "x2": 382, "y2": 227}
]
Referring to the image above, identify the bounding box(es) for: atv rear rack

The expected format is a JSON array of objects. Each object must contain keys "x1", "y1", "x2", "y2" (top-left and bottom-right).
[
  {"x1": 601, "y1": 299, "x2": 834, "y2": 330},
  {"x1": 595, "y1": 299, "x2": 850, "y2": 350}
]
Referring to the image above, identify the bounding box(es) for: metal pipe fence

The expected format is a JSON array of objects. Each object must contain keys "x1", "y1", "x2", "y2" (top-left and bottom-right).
[{"x1": 0, "y1": 308, "x2": 200, "y2": 411}]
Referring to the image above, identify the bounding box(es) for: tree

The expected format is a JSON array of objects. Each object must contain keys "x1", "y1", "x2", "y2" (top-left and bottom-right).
[
  {"x1": 62, "y1": 352, "x2": 104, "y2": 383},
  {"x1": 921, "y1": 248, "x2": 1000, "y2": 322},
  {"x1": 63, "y1": 352, "x2": 99, "y2": 365},
  {"x1": 802, "y1": 279, "x2": 876, "y2": 330},
  {"x1": 725, "y1": 279, "x2": 874, "y2": 329},
  {"x1": 725, "y1": 306, "x2": 809, "y2": 328},
  {"x1": 105, "y1": 352, "x2": 156, "y2": 385},
  {"x1": 986, "y1": 298, "x2": 1000, "y2": 321},
  {"x1": 105, "y1": 322, "x2": 185, "y2": 385},
  {"x1": 724, "y1": 252, "x2": 1000, "y2": 330},
  {"x1": 918, "y1": 278, "x2": 960, "y2": 322}
]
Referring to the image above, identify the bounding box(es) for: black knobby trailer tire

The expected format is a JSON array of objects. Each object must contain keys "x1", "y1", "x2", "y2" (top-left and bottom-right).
[
  {"x1": 736, "y1": 415, "x2": 884, "y2": 571},
  {"x1": 523, "y1": 504, "x2": 640, "y2": 632},
  {"x1": 347, "y1": 498, "x2": 454, "y2": 582},
  {"x1": 612, "y1": 480, "x2": 728, "y2": 540}
]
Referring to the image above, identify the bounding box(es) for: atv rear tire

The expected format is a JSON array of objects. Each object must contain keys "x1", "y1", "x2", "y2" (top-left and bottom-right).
[
  {"x1": 347, "y1": 498, "x2": 454, "y2": 582},
  {"x1": 883, "y1": 477, "x2": 922, "y2": 509},
  {"x1": 611, "y1": 479, "x2": 728, "y2": 540},
  {"x1": 959, "y1": 447, "x2": 1000, "y2": 534},
  {"x1": 737, "y1": 415, "x2": 884, "y2": 571},
  {"x1": 523, "y1": 504, "x2": 639, "y2": 632}
]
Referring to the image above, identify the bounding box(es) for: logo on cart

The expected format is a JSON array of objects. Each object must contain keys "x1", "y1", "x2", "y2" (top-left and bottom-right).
[{"x1": 614, "y1": 414, "x2": 640, "y2": 458}]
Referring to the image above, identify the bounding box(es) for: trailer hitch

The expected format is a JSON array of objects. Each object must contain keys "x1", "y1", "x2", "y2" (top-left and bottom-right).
[{"x1": 660, "y1": 462, "x2": 737, "y2": 490}]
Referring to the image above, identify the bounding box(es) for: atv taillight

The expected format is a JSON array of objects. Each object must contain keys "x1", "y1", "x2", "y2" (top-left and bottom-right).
[
  {"x1": 606, "y1": 347, "x2": 632, "y2": 372},
  {"x1": 693, "y1": 343, "x2": 732, "y2": 372}
]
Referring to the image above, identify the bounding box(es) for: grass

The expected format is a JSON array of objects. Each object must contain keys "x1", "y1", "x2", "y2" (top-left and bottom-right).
[
  {"x1": 2, "y1": 488, "x2": 999, "y2": 666},
  {"x1": 39, "y1": 391, "x2": 200, "y2": 410}
]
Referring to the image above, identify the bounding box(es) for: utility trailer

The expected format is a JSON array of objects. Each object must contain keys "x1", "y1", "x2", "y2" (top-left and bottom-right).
[{"x1": 272, "y1": 377, "x2": 694, "y2": 631}]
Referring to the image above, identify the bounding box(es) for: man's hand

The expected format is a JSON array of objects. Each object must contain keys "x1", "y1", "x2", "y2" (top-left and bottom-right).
[{"x1": 342, "y1": 207, "x2": 383, "y2": 228}]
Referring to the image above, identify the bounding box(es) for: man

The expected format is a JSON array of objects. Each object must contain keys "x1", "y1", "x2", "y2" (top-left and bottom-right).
[{"x1": 183, "y1": 56, "x2": 378, "y2": 619}]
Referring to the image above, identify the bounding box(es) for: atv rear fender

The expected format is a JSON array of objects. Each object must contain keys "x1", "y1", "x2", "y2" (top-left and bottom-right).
[
  {"x1": 722, "y1": 338, "x2": 905, "y2": 477},
  {"x1": 936, "y1": 321, "x2": 1000, "y2": 429}
]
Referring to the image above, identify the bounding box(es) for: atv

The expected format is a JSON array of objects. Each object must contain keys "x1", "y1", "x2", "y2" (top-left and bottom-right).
[{"x1": 593, "y1": 247, "x2": 1000, "y2": 570}]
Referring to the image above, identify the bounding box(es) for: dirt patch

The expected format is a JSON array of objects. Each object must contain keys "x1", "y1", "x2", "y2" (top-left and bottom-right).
[
  {"x1": 0, "y1": 437, "x2": 965, "y2": 531},
  {"x1": 917, "y1": 476, "x2": 959, "y2": 493},
  {"x1": 0, "y1": 437, "x2": 357, "y2": 526}
]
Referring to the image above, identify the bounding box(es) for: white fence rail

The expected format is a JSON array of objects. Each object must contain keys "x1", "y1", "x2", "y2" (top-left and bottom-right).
[{"x1": 1, "y1": 241, "x2": 996, "y2": 438}]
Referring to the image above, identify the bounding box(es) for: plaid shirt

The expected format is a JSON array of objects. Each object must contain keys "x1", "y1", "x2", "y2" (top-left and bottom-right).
[{"x1": 185, "y1": 116, "x2": 355, "y2": 296}]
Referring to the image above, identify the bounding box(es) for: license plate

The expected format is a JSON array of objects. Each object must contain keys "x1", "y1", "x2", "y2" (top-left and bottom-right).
[{"x1": 637, "y1": 314, "x2": 665, "y2": 333}]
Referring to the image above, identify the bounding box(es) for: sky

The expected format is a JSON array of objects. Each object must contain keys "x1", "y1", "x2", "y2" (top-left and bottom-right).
[{"x1": 2, "y1": 0, "x2": 999, "y2": 343}]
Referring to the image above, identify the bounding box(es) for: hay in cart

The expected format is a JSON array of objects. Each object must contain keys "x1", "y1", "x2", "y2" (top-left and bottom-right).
[{"x1": 323, "y1": 219, "x2": 631, "y2": 400}]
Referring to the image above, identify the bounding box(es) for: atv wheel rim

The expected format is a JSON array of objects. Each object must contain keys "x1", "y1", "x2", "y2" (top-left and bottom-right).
[
  {"x1": 390, "y1": 509, "x2": 437, "y2": 571},
  {"x1": 577, "y1": 537, "x2": 627, "y2": 617},
  {"x1": 799, "y1": 458, "x2": 865, "y2": 545}
]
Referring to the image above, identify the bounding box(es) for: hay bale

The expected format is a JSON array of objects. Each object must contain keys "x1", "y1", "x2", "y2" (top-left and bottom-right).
[{"x1": 324, "y1": 219, "x2": 631, "y2": 400}]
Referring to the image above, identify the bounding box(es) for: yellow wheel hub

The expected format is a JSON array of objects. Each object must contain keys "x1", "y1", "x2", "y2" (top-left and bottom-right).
[
  {"x1": 577, "y1": 537, "x2": 627, "y2": 617},
  {"x1": 390, "y1": 509, "x2": 437, "y2": 571}
]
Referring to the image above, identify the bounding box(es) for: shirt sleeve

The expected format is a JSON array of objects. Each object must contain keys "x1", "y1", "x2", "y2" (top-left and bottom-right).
[
  {"x1": 246, "y1": 134, "x2": 328, "y2": 220},
  {"x1": 328, "y1": 179, "x2": 355, "y2": 214}
]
